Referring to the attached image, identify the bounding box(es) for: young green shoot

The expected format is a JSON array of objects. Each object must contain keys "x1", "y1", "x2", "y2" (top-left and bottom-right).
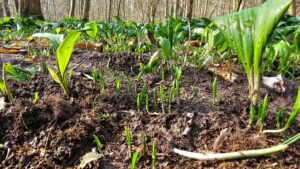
[
  {"x1": 140, "y1": 84, "x2": 148, "y2": 102},
  {"x1": 32, "y1": 91, "x2": 39, "y2": 104},
  {"x1": 93, "y1": 135, "x2": 103, "y2": 153},
  {"x1": 146, "y1": 94, "x2": 150, "y2": 114},
  {"x1": 92, "y1": 95, "x2": 99, "y2": 115},
  {"x1": 115, "y1": 78, "x2": 121, "y2": 93},
  {"x1": 131, "y1": 150, "x2": 139, "y2": 169},
  {"x1": 175, "y1": 79, "x2": 180, "y2": 104},
  {"x1": 152, "y1": 141, "x2": 156, "y2": 169},
  {"x1": 136, "y1": 93, "x2": 141, "y2": 113},
  {"x1": 125, "y1": 126, "x2": 132, "y2": 158},
  {"x1": 126, "y1": 75, "x2": 131, "y2": 96},
  {"x1": 160, "y1": 84, "x2": 165, "y2": 114},
  {"x1": 154, "y1": 87, "x2": 158, "y2": 112},
  {"x1": 168, "y1": 81, "x2": 175, "y2": 113},
  {"x1": 91, "y1": 67, "x2": 99, "y2": 86},
  {"x1": 263, "y1": 86, "x2": 300, "y2": 133},
  {"x1": 161, "y1": 68, "x2": 165, "y2": 81},
  {"x1": 141, "y1": 130, "x2": 147, "y2": 153},
  {"x1": 249, "y1": 106, "x2": 256, "y2": 125},
  {"x1": 212, "y1": 77, "x2": 217, "y2": 104},
  {"x1": 276, "y1": 108, "x2": 286, "y2": 129},
  {"x1": 258, "y1": 95, "x2": 268, "y2": 132}
]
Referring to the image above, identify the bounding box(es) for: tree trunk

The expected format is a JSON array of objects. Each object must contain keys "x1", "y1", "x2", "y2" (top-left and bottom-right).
[
  {"x1": 238, "y1": 0, "x2": 245, "y2": 11},
  {"x1": 69, "y1": 0, "x2": 76, "y2": 18},
  {"x1": 2, "y1": 0, "x2": 11, "y2": 17},
  {"x1": 186, "y1": 0, "x2": 193, "y2": 21},
  {"x1": 13, "y1": 0, "x2": 19, "y2": 13},
  {"x1": 18, "y1": 0, "x2": 43, "y2": 19},
  {"x1": 165, "y1": 0, "x2": 169, "y2": 18},
  {"x1": 288, "y1": 0, "x2": 296, "y2": 16},
  {"x1": 203, "y1": 0, "x2": 208, "y2": 17},
  {"x1": 259, "y1": 0, "x2": 265, "y2": 4},
  {"x1": 108, "y1": 0, "x2": 113, "y2": 22},
  {"x1": 82, "y1": 0, "x2": 90, "y2": 20},
  {"x1": 173, "y1": 0, "x2": 179, "y2": 18}
]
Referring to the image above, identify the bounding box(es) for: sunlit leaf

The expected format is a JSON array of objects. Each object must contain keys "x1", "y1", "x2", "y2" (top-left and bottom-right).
[{"x1": 56, "y1": 31, "x2": 81, "y2": 78}]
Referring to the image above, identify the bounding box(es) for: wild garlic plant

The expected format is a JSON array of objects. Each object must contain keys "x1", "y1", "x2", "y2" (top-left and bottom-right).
[
  {"x1": 46, "y1": 22, "x2": 98, "y2": 95},
  {"x1": 215, "y1": 0, "x2": 292, "y2": 105}
]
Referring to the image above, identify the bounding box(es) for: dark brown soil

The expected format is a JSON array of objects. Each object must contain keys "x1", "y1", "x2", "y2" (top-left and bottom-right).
[{"x1": 1, "y1": 50, "x2": 300, "y2": 168}]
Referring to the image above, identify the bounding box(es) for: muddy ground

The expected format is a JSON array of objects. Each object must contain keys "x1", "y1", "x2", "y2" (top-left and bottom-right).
[{"x1": 0, "y1": 50, "x2": 300, "y2": 168}]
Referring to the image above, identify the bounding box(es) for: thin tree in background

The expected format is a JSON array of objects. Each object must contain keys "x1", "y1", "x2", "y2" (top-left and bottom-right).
[
  {"x1": 69, "y1": 0, "x2": 76, "y2": 18},
  {"x1": 1, "y1": 0, "x2": 11, "y2": 17},
  {"x1": 82, "y1": 0, "x2": 90, "y2": 20},
  {"x1": 173, "y1": 0, "x2": 179, "y2": 18},
  {"x1": 186, "y1": 0, "x2": 194, "y2": 21},
  {"x1": 165, "y1": 0, "x2": 169, "y2": 18},
  {"x1": 108, "y1": 0, "x2": 113, "y2": 22},
  {"x1": 288, "y1": 0, "x2": 296, "y2": 16},
  {"x1": 13, "y1": 0, "x2": 18, "y2": 14}
]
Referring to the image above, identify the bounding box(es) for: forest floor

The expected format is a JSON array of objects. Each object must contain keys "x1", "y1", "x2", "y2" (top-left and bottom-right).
[{"x1": 0, "y1": 49, "x2": 300, "y2": 168}]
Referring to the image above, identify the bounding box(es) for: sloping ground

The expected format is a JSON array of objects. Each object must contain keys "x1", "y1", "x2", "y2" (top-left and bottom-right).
[{"x1": 0, "y1": 50, "x2": 300, "y2": 168}]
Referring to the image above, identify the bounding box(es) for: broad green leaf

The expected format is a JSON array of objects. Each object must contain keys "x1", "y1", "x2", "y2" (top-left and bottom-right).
[
  {"x1": 56, "y1": 31, "x2": 81, "y2": 78},
  {"x1": 159, "y1": 37, "x2": 171, "y2": 60},
  {"x1": 215, "y1": 0, "x2": 292, "y2": 78},
  {"x1": 83, "y1": 22, "x2": 98, "y2": 39},
  {"x1": 32, "y1": 33, "x2": 64, "y2": 48}
]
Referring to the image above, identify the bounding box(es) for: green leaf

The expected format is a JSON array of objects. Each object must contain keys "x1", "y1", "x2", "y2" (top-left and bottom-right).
[
  {"x1": 93, "y1": 135, "x2": 103, "y2": 153},
  {"x1": 0, "y1": 81, "x2": 5, "y2": 95},
  {"x1": 56, "y1": 31, "x2": 81, "y2": 79},
  {"x1": 215, "y1": 0, "x2": 292, "y2": 79},
  {"x1": 285, "y1": 86, "x2": 300, "y2": 128},
  {"x1": 159, "y1": 37, "x2": 171, "y2": 60},
  {"x1": 48, "y1": 67, "x2": 61, "y2": 84},
  {"x1": 273, "y1": 40, "x2": 291, "y2": 73},
  {"x1": 32, "y1": 33, "x2": 64, "y2": 48},
  {"x1": 4, "y1": 63, "x2": 18, "y2": 77},
  {"x1": 131, "y1": 151, "x2": 139, "y2": 169},
  {"x1": 83, "y1": 22, "x2": 98, "y2": 39}
]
